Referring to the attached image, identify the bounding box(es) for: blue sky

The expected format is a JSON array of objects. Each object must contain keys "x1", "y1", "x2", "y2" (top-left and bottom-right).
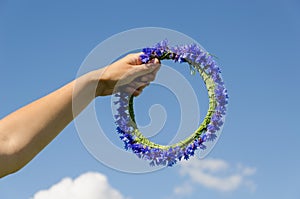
[{"x1": 1, "y1": 0, "x2": 300, "y2": 198}]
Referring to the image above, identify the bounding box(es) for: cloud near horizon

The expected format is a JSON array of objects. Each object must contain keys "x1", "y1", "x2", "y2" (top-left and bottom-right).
[
  {"x1": 31, "y1": 172, "x2": 126, "y2": 199},
  {"x1": 174, "y1": 158, "x2": 256, "y2": 196}
]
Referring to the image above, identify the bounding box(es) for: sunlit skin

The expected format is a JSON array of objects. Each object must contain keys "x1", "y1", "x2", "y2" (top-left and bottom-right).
[{"x1": 0, "y1": 53, "x2": 160, "y2": 178}]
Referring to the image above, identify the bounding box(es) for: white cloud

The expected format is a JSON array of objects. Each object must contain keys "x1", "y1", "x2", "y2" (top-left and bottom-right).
[
  {"x1": 173, "y1": 182, "x2": 194, "y2": 196},
  {"x1": 175, "y1": 158, "x2": 256, "y2": 193},
  {"x1": 31, "y1": 172, "x2": 126, "y2": 199},
  {"x1": 240, "y1": 165, "x2": 257, "y2": 176}
]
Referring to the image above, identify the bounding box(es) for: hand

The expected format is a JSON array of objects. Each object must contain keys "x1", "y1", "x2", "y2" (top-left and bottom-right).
[{"x1": 96, "y1": 53, "x2": 161, "y2": 97}]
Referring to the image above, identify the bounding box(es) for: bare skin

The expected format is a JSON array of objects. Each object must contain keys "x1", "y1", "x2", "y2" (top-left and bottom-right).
[{"x1": 0, "y1": 53, "x2": 160, "y2": 178}]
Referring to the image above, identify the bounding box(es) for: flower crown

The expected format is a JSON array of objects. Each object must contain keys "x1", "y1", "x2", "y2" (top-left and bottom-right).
[{"x1": 114, "y1": 40, "x2": 228, "y2": 167}]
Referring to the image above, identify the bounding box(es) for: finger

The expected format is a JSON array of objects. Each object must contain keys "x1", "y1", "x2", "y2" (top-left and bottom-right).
[
  {"x1": 137, "y1": 83, "x2": 149, "y2": 91},
  {"x1": 139, "y1": 74, "x2": 155, "y2": 83},
  {"x1": 124, "y1": 86, "x2": 142, "y2": 97},
  {"x1": 152, "y1": 63, "x2": 161, "y2": 74},
  {"x1": 127, "y1": 52, "x2": 144, "y2": 65},
  {"x1": 132, "y1": 59, "x2": 161, "y2": 78},
  {"x1": 140, "y1": 75, "x2": 149, "y2": 82},
  {"x1": 128, "y1": 81, "x2": 149, "y2": 90},
  {"x1": 148, "y1": 58, "x2": 160, "y2": 65},
  {"x1": 133, "y1": 90, "x2": 142, "y2": 97},
  {"x1": 145, "y1": 74, "x2": 156, "y2": 82}
]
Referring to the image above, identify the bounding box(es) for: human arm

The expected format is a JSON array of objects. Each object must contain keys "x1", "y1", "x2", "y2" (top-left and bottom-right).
[{"x1": 0, "y1": 53, "x2": 160, "y2": 178}]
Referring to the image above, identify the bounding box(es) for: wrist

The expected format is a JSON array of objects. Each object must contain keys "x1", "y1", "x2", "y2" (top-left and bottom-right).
[{"x1": 85, "y1": 69, "x2": 105, "y2": 97}]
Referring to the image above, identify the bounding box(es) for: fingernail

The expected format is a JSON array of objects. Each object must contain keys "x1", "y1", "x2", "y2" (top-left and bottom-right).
[
  {"x1": 152, "y1": 58, "x2": 160, "y2": 64},
  {"x1": 147, "y1": 58, "x2": 158, "y2": 64}
]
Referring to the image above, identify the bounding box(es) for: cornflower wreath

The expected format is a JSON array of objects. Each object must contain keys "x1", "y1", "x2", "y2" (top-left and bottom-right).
[{"x1": 114, "y1": 40, "x2": 228, "y2": 167}]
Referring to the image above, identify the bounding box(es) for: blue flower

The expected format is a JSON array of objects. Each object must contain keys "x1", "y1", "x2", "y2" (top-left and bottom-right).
[
  {"x1": 149, "y1": 161, "x2": 155, "y2": 167},
  {"x1": 140, "y1": 54, "x2": 150, "y2": 63},
  {"x1": 199, "y1": 144, "x2": 207, "y2": 150},
  {"x1": 201, "y1": 134, "x2": 208, "y2": 142},
  {"x1": 207, "y1": 124, "x2": 217, "y2": 133},
  {"x1": 195, "y1": 53, "x2": 205, "y2": 64},
  {"x1": 118, "y1": 131, "x2": 134, "y2": 150},
  {"x1": 206, "y1": 133, "x2": 217, "y2": 141},
  {"x1": 142, "y1": 47, "x2": 154, "y2": 55},
  {"x1": 183, "y1": 151, "x2": 190, "y2": 160},
  {"x1": 178, "y1": 56, "x2": 186, "y2": 63}
]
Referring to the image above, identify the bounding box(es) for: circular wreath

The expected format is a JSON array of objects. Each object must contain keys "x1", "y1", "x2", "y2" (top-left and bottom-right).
[{"x1": 114, "y1": 40, "x2": 228, "y2": 167}]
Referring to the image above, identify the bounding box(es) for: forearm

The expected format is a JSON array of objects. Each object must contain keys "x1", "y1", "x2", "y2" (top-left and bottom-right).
[
  {"x1": 0, "y1": 53, "x2": 160, "y2": 178},
  {"x1": 0, "y1": 70, "x2": 102, "y2": 177}
]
